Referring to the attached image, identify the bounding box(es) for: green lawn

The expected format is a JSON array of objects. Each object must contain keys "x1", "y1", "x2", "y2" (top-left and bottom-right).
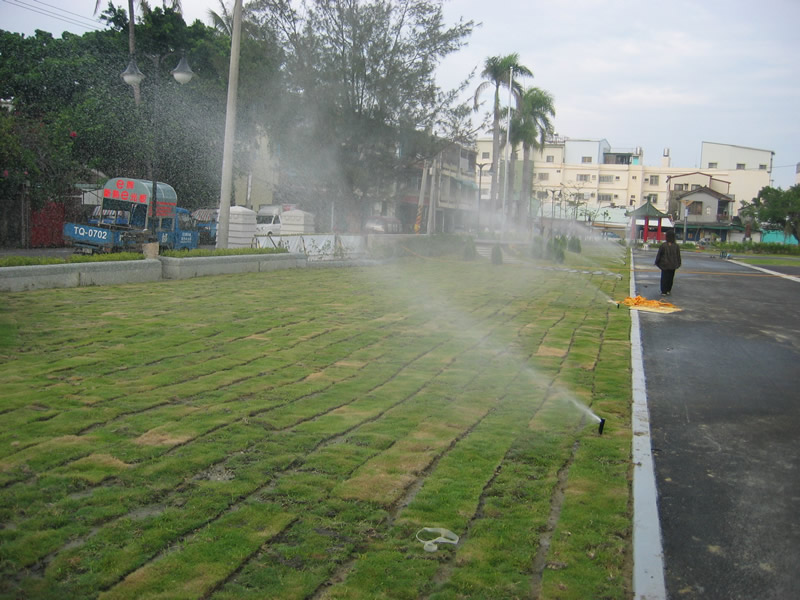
[{"x1": 0, "y1": 242, "x2": 633, "y2": 599}]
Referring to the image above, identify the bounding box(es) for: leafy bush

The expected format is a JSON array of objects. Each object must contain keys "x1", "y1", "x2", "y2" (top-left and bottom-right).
[
  {"x1": 716, "y1": 241, "x2": 800, "y2": 255},
  {"x1": 567, "y1": 236, "x2": 582, "y2": 253},
  {"x1": 546, "y1": 237, "x2": 566, "y2": 264},
  {"x1": 491, "y1": 244, "x2": 503, "y2": 265},
  {"x1": 462, "y1": 237, "x2": 478, "y2": 261}
]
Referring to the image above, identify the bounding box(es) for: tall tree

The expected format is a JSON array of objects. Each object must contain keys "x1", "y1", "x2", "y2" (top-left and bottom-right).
[
  {"x1": 511, "y1": 86, "x2": 554, "y2": 225},
  {"x1": 740, "y1": 185, "x2": 800, "y2": 243},
  {"x1": 473, "y1": 53, "x2": 532, "y2": 209},
  {"x1": 251, "y1": 0, "x2": 473, "y2": 223}
]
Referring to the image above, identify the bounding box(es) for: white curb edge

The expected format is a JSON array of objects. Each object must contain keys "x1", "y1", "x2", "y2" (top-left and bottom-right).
[{"x1": 630, "y1": 250, "x2": 668, "y2": 599}]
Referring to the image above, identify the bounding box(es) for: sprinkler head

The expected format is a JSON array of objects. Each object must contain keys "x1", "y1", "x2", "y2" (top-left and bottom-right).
[{"x1": 598, "y1": 418, "x2": 606, "y2": 435}]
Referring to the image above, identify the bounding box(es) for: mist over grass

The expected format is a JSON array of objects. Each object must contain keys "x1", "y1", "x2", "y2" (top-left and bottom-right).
[{"x1": 0, "y1": 246, "x2": 632, "y2": 598}]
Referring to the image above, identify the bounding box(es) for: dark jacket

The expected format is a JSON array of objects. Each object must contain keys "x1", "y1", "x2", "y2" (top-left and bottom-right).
[{"x1": 655, "y1": 242, "x2": 681, "y2": 271}]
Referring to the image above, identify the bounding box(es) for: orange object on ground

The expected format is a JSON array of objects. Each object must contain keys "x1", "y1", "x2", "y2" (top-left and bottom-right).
[{"x1": 618, "y1": 295, "x2": 682, "y2": 313}]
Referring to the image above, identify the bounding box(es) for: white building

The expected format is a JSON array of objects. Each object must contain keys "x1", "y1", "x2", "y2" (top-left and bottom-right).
[{"x1": 475, "y1": 137, "x2": 773, "y2": 238}]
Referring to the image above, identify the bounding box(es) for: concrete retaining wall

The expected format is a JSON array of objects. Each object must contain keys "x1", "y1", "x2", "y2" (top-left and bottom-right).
[
  {"x1": 0, "y1": 259, "x2": 162, "y2": 292},
  {"x1": 160, "y1": 253, "x2": 307, "y2": 280},
  {"x1": 1, "y1": 253, "x2": 382, "y2": 292}
]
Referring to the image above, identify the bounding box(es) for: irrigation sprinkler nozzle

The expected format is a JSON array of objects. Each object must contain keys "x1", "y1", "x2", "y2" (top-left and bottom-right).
[{"x1": 598, "y1": 418, "x2": 606, "y2": 435}]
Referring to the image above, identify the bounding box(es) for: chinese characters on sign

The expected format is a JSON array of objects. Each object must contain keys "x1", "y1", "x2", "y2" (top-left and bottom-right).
[{"x1": 103, "y1": 179, "x2": 148, "y2": 204}]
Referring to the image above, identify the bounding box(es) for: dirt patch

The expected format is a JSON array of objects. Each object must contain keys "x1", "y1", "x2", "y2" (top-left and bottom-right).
[
  {"x1": 73, "y1": 453, "x2": 131, "y2": 470},
  {"x1": 134, "y1": 429, "x2": 193, "y2": 447},
  {"x1": 335, "y1": 360, "x2": 367, "y2": 368},
  {"x1": 536, "y1": 346, "x2": 567, "y2": 358}
]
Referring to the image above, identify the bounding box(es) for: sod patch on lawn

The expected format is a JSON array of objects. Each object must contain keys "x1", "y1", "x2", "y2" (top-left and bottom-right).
[{"x1": 0, "y1": 240, "x2": 632, "y2": 599}]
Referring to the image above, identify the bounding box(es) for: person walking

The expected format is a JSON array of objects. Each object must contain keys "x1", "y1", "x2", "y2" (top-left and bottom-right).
[{"x1": 655, "y1": 230, "x2": 681, "y2": 295}]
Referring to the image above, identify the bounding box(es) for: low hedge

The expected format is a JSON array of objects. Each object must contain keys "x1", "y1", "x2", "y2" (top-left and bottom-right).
[
  {"x1": 160, "y1": 247, "x2": 288, "y2": 258},
  {"x1": 715, "y1": 241, "x2": 800, "y2": 255},
  {"x1": 0, "y1": 252, "x2": 144, "y2": 268}
]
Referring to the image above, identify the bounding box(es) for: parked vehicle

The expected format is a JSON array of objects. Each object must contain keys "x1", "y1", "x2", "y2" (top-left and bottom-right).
[
  {"x1": 364, "y1": 215, "x2": 402, "y2": 234},
  {"x1": 63, "y1": 177, "x2": 199, "y2": 253},
  {"x1": 192, "y1": 208, "x2": 219, "y2": 244},
  {"x1": 256, "y1": 205, "x2": 282, "y2": 236}
]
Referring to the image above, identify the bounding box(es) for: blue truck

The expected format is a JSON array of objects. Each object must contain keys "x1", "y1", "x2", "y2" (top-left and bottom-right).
[{"x1": 63, "y1": 178, "x2": 199, "y2": 253}]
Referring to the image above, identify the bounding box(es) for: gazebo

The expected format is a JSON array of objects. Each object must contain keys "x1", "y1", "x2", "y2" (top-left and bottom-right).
[{"x1": 626, "y1": 200, "x2": 669, "y2": 243}]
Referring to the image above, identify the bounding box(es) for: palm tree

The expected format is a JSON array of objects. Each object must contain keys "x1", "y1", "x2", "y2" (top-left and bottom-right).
[
  {"x1": 511, "y1": 87, "x2": 555, "y2": 225},
  {"x1": 473, "y1": 54, "x2": 533, "y2": 210}
]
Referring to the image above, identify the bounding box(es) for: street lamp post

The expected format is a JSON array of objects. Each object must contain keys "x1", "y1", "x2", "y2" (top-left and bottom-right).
[
  {"x1": 122, "y1": 53, "x2": 194, "y2": 235},
  {"x1": 476, "y1": 162, "x2": 490, "y2": 233}
]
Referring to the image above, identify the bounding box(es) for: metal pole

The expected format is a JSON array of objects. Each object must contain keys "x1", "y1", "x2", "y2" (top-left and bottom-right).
[
  {"x1": 150, "y1": 55, "x2": 159, "y2": 238},
  {"x1": 216, "y1": 0, "x2": 243, "y2": 249}
]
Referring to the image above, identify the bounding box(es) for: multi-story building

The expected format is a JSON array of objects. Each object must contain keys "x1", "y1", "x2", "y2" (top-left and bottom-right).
[{"x1": 475, "y1": 137, "x2": 774, "y2": 240}]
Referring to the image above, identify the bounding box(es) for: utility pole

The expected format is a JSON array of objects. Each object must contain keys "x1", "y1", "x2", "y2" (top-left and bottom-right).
[{"x1": 216, "y1": 0, "x2": 243, "y2": 249}]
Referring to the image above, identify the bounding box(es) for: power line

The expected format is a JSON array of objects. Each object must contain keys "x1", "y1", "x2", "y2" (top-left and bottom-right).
[
  {"x1": 2, "y1": 0, "x2": 103, "y2": 32},
  {"x1": 32, "y1": 0, "x2": 104, "y2": 27}
]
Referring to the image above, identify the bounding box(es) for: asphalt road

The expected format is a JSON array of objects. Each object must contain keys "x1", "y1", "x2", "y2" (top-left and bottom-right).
[{"x1": 633, "y1": 249, "x2": 800, "y2": 600}]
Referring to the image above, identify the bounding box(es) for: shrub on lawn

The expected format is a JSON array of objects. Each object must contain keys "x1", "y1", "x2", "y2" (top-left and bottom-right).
[
  {"x1": 462, "y1": 237, "x2": 478, "y2": 261},
  {"x1": 546, "y1": 236, "x2": 566, "y2": 263},
  {"x1": 491, "y1": 244, "x2": 503, "y2": 265},
  {"x1": 567, "y1": 236, "x2": 582, "y2": 253}
]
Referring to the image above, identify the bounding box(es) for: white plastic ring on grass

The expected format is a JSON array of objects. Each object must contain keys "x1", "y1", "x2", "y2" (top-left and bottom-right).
[{"x1": 416, "y1": 527, "x2": 459, "y2": 552}]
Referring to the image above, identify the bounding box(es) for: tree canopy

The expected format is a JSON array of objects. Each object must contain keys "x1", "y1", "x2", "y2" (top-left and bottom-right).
[
  {"x1": 740, "y1": 185, "x2": 800, "y2": 243},
  {"x1": 1, "y1": 0, "x2": 476, "y2": 244}
]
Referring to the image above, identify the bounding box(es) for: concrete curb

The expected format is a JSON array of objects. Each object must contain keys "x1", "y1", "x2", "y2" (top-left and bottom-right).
[
  {"x1": 1, "y1": 254, "x2": 384, "y2": 292},
  {"x1": 728, "y1": 259, "x2": 800, "y2": 283},
  {"x1": 0, "y1": 259, "x2": 162, "y2": 292},
  {"x1": 630, "y1": 250, "x2": 667, "y2": 599},
  {"x1": 159, "y1": 253, "x2": 307, "y2": 280}
]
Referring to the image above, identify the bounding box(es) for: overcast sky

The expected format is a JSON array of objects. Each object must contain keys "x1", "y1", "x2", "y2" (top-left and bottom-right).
[{"x1": 3, "y1": 0, "x2": 799, "y2": 189}]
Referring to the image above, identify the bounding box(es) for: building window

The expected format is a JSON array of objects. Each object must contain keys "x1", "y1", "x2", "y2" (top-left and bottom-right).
[
  {"x1": 759, "y1": 164, "x2": 768, "y2": 170},
  {"x1": 481, "y1": 152, "x2": 489, "y2": 159},
  {"x1": 708, "y1": 162, "x2": 718, "y2": 168},
  {"x1": 649, "y1": 175, "x2": 659, "y2": 185},
  {"x1": 577, "y1": 174, "x2": 590, "y2": 182},
  {"x1": 691, "y1": 184, "x2": 701, "y2": 190},
  {"x1": 581, "y1": 156, "x2": 592, "y2": 163},
  {"x1": 546, "y1": 155, "x2": 555, "y2": 163},
  {"x1": 599, "y1": 175, "x2": 614, "y2": 183},
  {"x1": 674, "y1": 183, "x2": 688, "y2": 191},
  {"x1": 537, "y1": 172, "x2": 549, "y2": 181},
  {"x1": 632, "y1": 176, "x2": 637, "y2": 180},
  {"x1": 688, "y1": 202, "x2": 703, "y2": 215},
  {"x1": 736, "y1": 163, "x2": 746, "y2": 170},
  {"x1": 598, "y1": 194, "x2": 613, "y2": 203}
]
